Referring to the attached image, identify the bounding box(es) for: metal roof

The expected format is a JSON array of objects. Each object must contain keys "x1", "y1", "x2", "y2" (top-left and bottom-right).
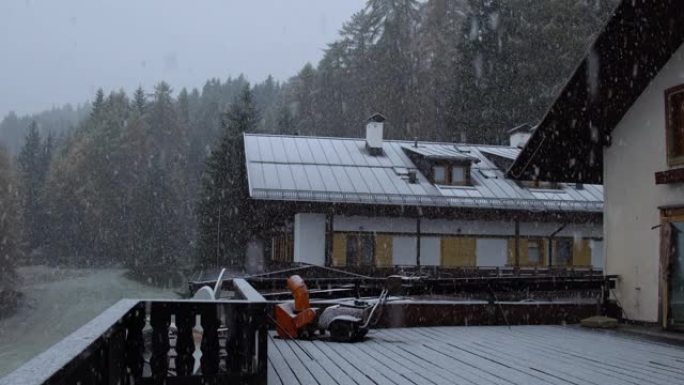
[
  {"x1": 402, "y1": 145, "x2": 480, "y2": 162},
  {"x1": 244, "y1": 134, "x2": 603, "y2": 212}
]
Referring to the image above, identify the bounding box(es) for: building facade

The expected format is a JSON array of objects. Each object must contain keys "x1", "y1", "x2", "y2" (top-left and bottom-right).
[
  {"x1": 245, "y1": 117, "x2": 604, "y2": 272},
  {"x1": 509, "y1": 0, "x2": 684, "y2": 328}
]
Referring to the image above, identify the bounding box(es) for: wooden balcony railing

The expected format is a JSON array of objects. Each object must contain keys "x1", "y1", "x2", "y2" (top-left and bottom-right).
[{"x1": 0, "y1": 279, "x2": 268, "y2": 385}]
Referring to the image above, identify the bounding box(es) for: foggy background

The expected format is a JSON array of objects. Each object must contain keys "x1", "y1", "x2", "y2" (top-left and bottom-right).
[{"x1": 0, "y1": 0, "x2": 366, "y2": 118}]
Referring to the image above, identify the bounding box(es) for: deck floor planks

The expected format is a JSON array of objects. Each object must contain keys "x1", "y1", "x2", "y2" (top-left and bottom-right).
[
  {"x1": 293, "y1": 340, "x2": 360, "y2": 385},
  {"x1": 506, "y1": 328, "x2": 681, "y2": 384},
  {"x1": 322, "y1": 338, "x2": 417, "y2": 385},
  {"x1": 393, "y1": 327, "x2": 558, "y2": 385},
  {"x1": 377, "y1": 328, "x2": 515, "y2": 385},
  {"x1": 357, "y1": 335, "x2": 457, "y2": 385},
  {"x1": 436, "y1": 326, "x2": 676, "y2": 385},
  {"x1": 525, "y1": 326, "x2": 684, "y2": 370},
  {"x1": 304, "y1": 336, "x2": 378, "y2": 385},
  {"x1": 269, "y1": 334, "x2": 320, "y2": 385},
  {"x1": 433, "y1": 326, "x2": 684, "y2": 385},
  {"x1": 275, "y1": 336, "x2": 341, "y2": 385},
  {"x1": 268, "y1": 360, "x2": 284, "y2": 385},
  {"x1": 267, "y1": 326, "x2": 684, "y2": 385},
  {"x1": 348, "y1": 333, "x2": 452, "y2": 385},
  {"x1": 410, "y1": 327, "x2": 588, "y2": 385},
  {"x1": 432, "y1": 327, "x2": 612, "y2": 385},
  {"x1": 418, "y1": 326, "x2": 620, "y2": 385},
  {"x1": 485, "y1": 327, "x2": 684, "y2": 384}
]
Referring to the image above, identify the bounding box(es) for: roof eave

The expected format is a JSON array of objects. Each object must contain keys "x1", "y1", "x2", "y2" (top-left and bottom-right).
[{"x1": 508, "y1": 0, "x2": 684, "y2": 184}]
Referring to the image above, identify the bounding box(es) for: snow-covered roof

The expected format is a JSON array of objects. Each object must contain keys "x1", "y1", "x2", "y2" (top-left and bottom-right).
[
  {"x1": 509, "y1": 1, "x2": 684, "y2": 184},
  {"x1": 244, "y1": 134, "x2": 603, "y2": 212}
]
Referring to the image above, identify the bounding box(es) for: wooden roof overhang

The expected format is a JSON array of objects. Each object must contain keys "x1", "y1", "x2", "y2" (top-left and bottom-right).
[{"x1": 508, "y1": 0, "x2": 684, "y2": 184}]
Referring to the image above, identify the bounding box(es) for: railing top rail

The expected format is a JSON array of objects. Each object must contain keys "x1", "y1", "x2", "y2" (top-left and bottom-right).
[
  {"x1": 232, "y1": 278, "x2": 267, "y2": 302},
  {"x1": 0, "y1": 299, "x2": 140, "y2": 385},
  {"x1": 0, "y1": 294, "x2": 271, "y2": 385}
]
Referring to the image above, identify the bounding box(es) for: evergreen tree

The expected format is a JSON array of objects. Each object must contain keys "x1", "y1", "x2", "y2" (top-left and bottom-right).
[
  {"x1": 17, "y1": 121, "x2": 51, "y2": 256},
  {"x1": 133, "y1": 86, "x2": 147, "y2": 116},
  {"x1": 0, "y1": 146, "x2": 21, "y2": 288},
  {"x1": 197, "y1": 85, "x2": 257, "y2": 269}
]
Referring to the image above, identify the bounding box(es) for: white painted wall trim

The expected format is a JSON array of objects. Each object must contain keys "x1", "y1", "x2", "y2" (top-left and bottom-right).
[{"x1": 294, "y1": 213, "x2": 326, "y2": 266}]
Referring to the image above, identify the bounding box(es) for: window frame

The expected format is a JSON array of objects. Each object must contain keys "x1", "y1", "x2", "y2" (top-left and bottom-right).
[
  {"x1": 430, "y1": 162, "x2": 471, "y2": 186},
  {"x1": 432, "y1": 165, "x2": 448, "y2": 185},
  {"x1": 345, "y1": 232, "x2": 375, "y2": 267},
  {"x1": 665, "y1": 84, "x2": 684, "y2": 167}
]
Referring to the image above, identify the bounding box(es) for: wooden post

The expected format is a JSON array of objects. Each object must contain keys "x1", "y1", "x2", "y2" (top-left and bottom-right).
[
  {"x1": 325, "y1": 212, "x2": 334, "y2": 266},
  {"x1": 150, "y1": 303, "x2": 171, "y2": 382}
]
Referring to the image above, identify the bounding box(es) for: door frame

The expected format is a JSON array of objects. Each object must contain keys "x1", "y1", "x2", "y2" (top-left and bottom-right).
[{"x1": 660, "y1": 207, "x2": 684, "y2": 330}]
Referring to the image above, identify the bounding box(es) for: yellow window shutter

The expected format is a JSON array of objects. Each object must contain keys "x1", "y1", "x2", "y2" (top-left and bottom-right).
[
  {"x1": 518, "y1": 238, "x2": 529, "y2": 266},
  {"x1": 441, "y1": 237, "x2": 476, "y2": 267},
  {"x1": 507, "y1": 239, "x2": 516, "y2": 265},
  {"x1": 573, "y1": 239, "x2": 591, "y2": 266},
  {"x1": 375, "y1": 234, "x2": 393, "y2": 267},
  {"x1": 332, "y1": 233, "x2": 347, "y2": 267}
]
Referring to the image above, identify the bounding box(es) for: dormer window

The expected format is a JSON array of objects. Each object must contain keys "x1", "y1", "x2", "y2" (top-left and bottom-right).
[
  {"x1": 431, "y1": 163, "x2": 470, "y2": 186},
  {"x1": 451, "y1": 166, "x2": 466, "y2": 185},
  {"x1": 402, "y1": 144, "x2": 478, "y2": 187},
  {"x1": 520, "y1": 180, "x2": 561, "y2": 189},
  {"x1": 433, "y1": 165, "x2": 447, "y2": 184}
]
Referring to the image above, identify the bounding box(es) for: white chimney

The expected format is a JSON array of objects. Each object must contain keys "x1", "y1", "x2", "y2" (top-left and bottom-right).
[
  {"x1": 507, "y1": 123, "x2": 534, "y2": 148},
  {"x1": 366, "y1": 113, "x2": 386, "y2": 155}
]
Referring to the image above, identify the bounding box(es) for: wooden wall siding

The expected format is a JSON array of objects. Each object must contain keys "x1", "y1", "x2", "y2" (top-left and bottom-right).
[
  {"x1": 332, "y1": 233, "x2": 347, "y2": 266},
  {"x1": 271, "y1": 234, "x2": 293, "y2": 262},
  {"x1": 573, "y1": 239, "x2": 592, "y2": 266},
  {"x1": 375, "y1": 234, "x2": 393, "y2": 267},
  {"x1": 507, "y1": 238, "x2": 548, "y2": 266},
  {"x1": 441, "y1": 237, "x2": 477, "y2": 267}
]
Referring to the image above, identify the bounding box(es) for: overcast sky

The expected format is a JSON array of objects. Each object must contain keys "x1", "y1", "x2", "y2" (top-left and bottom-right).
[{"x1": 0, "y1": 0, "x2": 366, "y2": 118}]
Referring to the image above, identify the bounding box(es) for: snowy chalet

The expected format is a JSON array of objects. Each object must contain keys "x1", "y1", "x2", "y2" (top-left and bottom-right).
[
  {"x1": 509, "y1": 0, "x2": 684, "y2": 328},
  {"x1": 243, "y1": 114, "x2": 604, "y2": 273}
]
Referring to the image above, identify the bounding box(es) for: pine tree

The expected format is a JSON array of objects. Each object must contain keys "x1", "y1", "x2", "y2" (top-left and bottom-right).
[
  {"x1": 197, "y1": 85, "x2": 257, "y2": 269},
  {"x1": 17, "y1": 121, "x2": 50, "y2": 256},
  {"x1": 0, "y1": 146, "x2": 21, "y2": 290},
  {"x1": 133, "y1": 86, "x2": 147, "y2": 116}
]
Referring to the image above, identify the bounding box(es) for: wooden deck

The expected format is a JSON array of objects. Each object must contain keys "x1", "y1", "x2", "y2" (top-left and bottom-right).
[{"x1": 268, "y1": 326, "x2": 684, "y2": 385}]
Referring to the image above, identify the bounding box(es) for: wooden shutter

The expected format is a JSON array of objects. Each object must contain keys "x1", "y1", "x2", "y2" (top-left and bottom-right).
[
  {"x1": 441, "y1": 237, "x2": 476, "y2": 267},
  {"x1": 507, "y1": 238, "x2": 528, "y2": 266},
  {"x1": 332, "y1": 233, "x2": 347, "y2": 267},
  {"x1": 573, "y1": 239, "x2": 591, "y2": 266},
  {"x1": 375, "y1": 234, "x2": 393, "y2": 267}
]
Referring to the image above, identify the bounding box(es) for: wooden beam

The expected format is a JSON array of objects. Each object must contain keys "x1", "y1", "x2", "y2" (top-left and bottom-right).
[{"x1": 655, "y1": 168, "x2": 684, "y2": 184}]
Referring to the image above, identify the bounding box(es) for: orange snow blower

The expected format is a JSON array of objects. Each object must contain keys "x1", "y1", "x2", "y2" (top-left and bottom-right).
[
  {"x1": 275, "y1": 274, "x2": 396, "y2": 342},
  {"x1": 274, "y1": 275, "x2": 319, "y2": 339}
]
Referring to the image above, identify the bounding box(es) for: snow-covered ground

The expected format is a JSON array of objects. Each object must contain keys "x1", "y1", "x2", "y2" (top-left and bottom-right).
[{"x1": 0, "y1": 265, "x2": 178, "y2": 377}]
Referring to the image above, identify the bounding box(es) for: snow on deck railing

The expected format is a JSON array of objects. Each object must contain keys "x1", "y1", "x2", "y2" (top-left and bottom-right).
[{"x1": 0, "y1": 279, "x2": 268, "y2": 385}]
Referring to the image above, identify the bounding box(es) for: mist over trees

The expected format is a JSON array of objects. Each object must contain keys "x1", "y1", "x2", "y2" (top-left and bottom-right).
[{"x1": 0, "y1": 0, "x2": 617, "y2": 281}]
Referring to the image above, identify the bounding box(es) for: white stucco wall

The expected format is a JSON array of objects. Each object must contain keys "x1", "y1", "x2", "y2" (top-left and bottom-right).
[
  {"x1": 604, "y1": 43, "x2": 684, "y2": 322},
  {"x1": 476, "y1": 238, "x2": 508, "y2": 267},
  {"x1": 420, "y1": 237, "x2": 441, "y2": 266},
  {"x1": 392, "y1": 236, "x2": 417, "y2": 265},
  {"x1": 294, "y1": 213, "x2": 326, "y2": 265}
]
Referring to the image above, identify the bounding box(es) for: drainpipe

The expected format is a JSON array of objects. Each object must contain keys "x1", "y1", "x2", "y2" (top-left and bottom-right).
[
  {"x1": 416, "y1": 208, "x2": 423, "y2": 267},
  {"x1": 325, "y1": 212, "x2": 334, "y2": 267},
  {"x1": 548, "y1": 224, "x2": 568, "y2": 268}
]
